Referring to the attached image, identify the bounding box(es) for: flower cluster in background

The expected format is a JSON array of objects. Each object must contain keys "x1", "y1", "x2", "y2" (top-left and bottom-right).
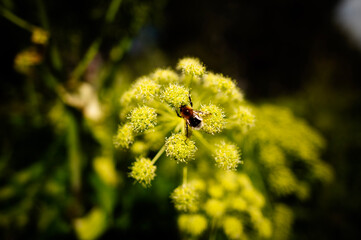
[{"x1": 114, "y1": 58, "x2": 333, "y2": 239}]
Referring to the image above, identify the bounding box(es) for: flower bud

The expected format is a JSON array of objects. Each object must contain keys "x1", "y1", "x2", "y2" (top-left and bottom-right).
[
  {"x1": 165, "y1": 133, "x2": 197, "y2": 163},
  {"x1": 128, "y1": 106, "x2": 157, "y2": 133},
  {"x1": 132, "y1": 76, "x2": 160, "y2": 102},
  {"x1": 178, "y1": 214, "x2": 207, "y2": 236},
  {"x1": 204, "y1": 198, "x2": 225, "y2": 218},
  {"x1": 171, "y1": 184, "x2": 199, "y2": 212},
  {"x1": 203, "y1": 73, "x2": 243, "y2": 102},
  {"x1": 113, "y1": 123, "x2": 134, "y2": 149},
  {"x1": 213, "y1": 141, "x2": 242, "y2": 171},
  {"x1": 177, "y1": 57, "x2": 205, "y2": 78},
  {"x1": 161, "y1": 84, "x2": 189, "y2": 108},
  {"x1": 129, "y1": 158, "x2": 156, "y2": 187},
  {"x1": 200, "y1": 104, "x2": 225, "y2": 134},
  {"x1": 223, "y1": 216, "x2": 243, "y2": 239},
  {"x1": 151, "y1": 68, "x2": 179, "y2": 84}
]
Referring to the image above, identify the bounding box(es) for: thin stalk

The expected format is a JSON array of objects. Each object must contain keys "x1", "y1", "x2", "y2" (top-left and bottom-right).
[
  {"x1": 183, "y1": 166, "x2": 188, "y2": 185},
  {"x1": 0, "y1": 6, "x2": 36, "y2": 31},
  {"x1": 66, "y1": 112, "x2": 82, "y2": 193},
  {"x1": 193, "y1": 131, "x2": 214, "y2": 153},
  {"x1": 105, "y1": 0, "x2": 123, "y2": 23},
  {"x1": 151, "y1": 144, "x2": 166, "y2": 164},
  {"x1": 71, "y1": 38, "x2": 102, "y2": 80},
  {"x1": 36, "y1": 0, "x2": 49, "y2": 30}
]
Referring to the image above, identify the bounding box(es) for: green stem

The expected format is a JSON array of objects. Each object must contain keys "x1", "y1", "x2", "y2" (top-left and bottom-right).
[
  {"x1": 183, "y1": 166, "x2": 188, "y2": 185},
  {"x1": 36, "y1": 0, "x2": 49, "y2": 29},
  {"x1": 151, "y1": 144, "x2": 166, "y2": 164},
  {"x1": 0, "y1": 6, "x2": 36, "y2": 31},
  {"x1": 209, "y1": 218, "x2": 217, "y2": 240},
  {"x1": 71, "y1": 38, "x2": 102, "y2": 80},
  {"x1": 66, "y1": 112, "x2": 82, "y2": 193},
  {"x1": 105, "y1": 0, "x2": 123, "y2": 23},
  {"x1": 193, "y1": 131, "x2": 214, "y2": 153}
]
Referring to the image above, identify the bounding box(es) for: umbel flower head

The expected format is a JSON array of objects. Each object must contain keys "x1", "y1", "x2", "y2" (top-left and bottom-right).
[
  {"x1": 114, "y1": 57, "x2": 250, "y2": 187},
  {"x1": 129, "y1": 158, "x2": 156, "y2": 187}
]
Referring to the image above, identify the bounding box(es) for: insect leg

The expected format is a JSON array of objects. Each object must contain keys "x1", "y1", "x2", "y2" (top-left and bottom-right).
[
  {"x1": 188, "y1": 91, "x2": 193, "y2": 107},
  {"x1": 176, "y1": 109, "x2": 181, "y2": 118}
]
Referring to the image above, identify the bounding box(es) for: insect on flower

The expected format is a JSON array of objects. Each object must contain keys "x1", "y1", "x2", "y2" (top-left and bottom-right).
[{"x1": 177, "y1": 93, "x2": 209, "y2": 137}]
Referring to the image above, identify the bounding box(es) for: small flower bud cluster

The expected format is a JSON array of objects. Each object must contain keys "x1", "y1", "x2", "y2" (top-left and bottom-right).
[
  {"x1": 199, "y1": 104, "x2": 225, "y2": 134},
  {"x1": 113, "y1": 123, "x2": 134, "y2": 149},
  {"x1": 129, "y1": 158, "x2": 156, "y2": 187},
  {"x1": 151, "y1": 68, "x2": 179, "y2": 84},
  {"x1": 273, "y1": 204, "x2": 294, "y2": 240},
  {"x1": 178, "y1": 214, "x2": 207, "y2": 237},
  {"x1": 171, "y1": 184, "x2": 199, "y2": 212},
  {"x1": 203, "y1": 73, "x2": 244, "y2": 102},
  {"x1": 232, "y1": 106, "x2": 255, "y2": 132},
  {"x1": 213, "y1": 141, "x2": 242, "y2": 171},
  {"x1": 175, "y1": 171, "x2": 271, "y2": 239},
  {"x1": 177, "y1": 58, "x2": 205, "y2": 79},
  {"x1": 223, "y1": 216, "x2": 243, "y2": 239},
  {"x1": 165, "y1": 133, "x2": 197, "y2": 163},
  {"x1": 249, "y1": 104, "x2": 333, "y2": 200},
  {"x1": 128, "y1": 106, "x2": 157, "y2": 133},
  {"x1": 161, "y1": 84, "x2": 189, "y2": 108},
  {"x1": 31, "y1": 28, "x2": 49, "y2": 45}
]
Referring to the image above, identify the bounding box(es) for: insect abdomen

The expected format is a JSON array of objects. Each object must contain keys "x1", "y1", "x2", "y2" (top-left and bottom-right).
[{"x1": 188, "y1": 116, "x2": 203, "y2": 129}]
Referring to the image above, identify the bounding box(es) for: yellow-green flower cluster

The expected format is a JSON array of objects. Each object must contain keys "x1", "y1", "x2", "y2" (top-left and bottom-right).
[
  {"x1": 151, "y1": 68, "x2": 179, "y2": 84},
  {"x1": 223, "y1": 216, "x2": 243, "y2": 239},
  {"x1": 113, "y1": 123, "x2": 134, "y2": 149},
  {"x1": 113, "y1": 57, "x2": 333, "y2": 239},
  {"x1": 178, "y1": 214, "x2": 207, "y2": 237},
  {"x1": 165, "y1": 133, "x2": 197, "y2": 163},
  {"x1": 177, "y1": 57, "x2": 205, "y2": 79},
  {"x1": 175, "y1": 171, "x2": 271, "y2": 239},
  {"x1": 200, "y1": 104, "x2": 225, "y2": 134},
  {"x1": 115, "y1": 57, "x2": 247, "y2": 189},
  {"x1": 248, "y1": 104, "x2": 333, "y2": 198},
  {"x1": 31, "y1": 28, "x2": 49, "y2": 45},
  {"x1": 129, "y1": 158, "x2": 156, "y2": 187},
  {"x1": 171, "y1": 184, "x2": 199, "y2": 212},
  {"x1": 128, "y1": 105, "x2": 157, "y2": 133},
  {"x1": 161, "y1": 84, "x2": 189, "y2": 108},
  {"x1": 213, "y1": 141, "x2": 241, "y2": 171},
  {"x1": 203, "y1": 73, "x2": 244, "y2": 102},
  {"x1": 130, "y1": 76, "x2": 160, "y2": 103},
  {"x1": 273, "y1": 204, "x2": 294, "y2": 240},
  {"x1": 229, "y1": 106, "x2": 256, "y2": 133}
]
